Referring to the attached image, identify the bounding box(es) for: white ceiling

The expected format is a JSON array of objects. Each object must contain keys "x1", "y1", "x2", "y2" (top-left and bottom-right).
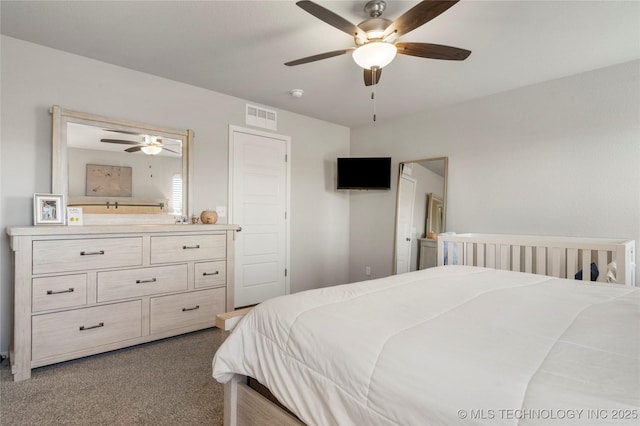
[{"x1": 2, "y1": 1, "x2": 639, "y2": 128}]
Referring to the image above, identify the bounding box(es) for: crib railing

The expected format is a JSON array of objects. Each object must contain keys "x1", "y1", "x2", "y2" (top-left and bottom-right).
[{"x1": 437, "y1": 233, "x2": 635, "y2": 286}]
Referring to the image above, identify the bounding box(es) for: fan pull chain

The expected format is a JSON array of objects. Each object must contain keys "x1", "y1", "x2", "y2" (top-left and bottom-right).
[
  {"x1": 372, "y1": 90, "x2": 376, "y2": 122},
  {"x1": 371, "y1": 67, "x2": 377, "y2": 122}
]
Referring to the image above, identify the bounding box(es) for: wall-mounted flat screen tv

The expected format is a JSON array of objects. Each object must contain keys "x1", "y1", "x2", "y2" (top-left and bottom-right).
[{"x1": 337, "y1": 157, "x2": 392, "y2": 190}]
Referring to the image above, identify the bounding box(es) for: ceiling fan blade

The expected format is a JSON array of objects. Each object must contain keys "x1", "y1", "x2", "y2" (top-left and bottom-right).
[
  {"x1": 364, "y1": 68, "x2": 382, "y2": 86},
  {"x1": 396, "y1": 42, "x2": 471, "y2": 60},
  {"x1": 384, "y1": 0, "x2": 459, "y2": 39},
  {"x1": 285, "y1": 48, "x2": 354, "y2": 66},
  {"x1": 101, "y1": 138, "x2": 141, "y2": 145},
  {"x1": 163, "y1": 147, "x2": 180, "y2": 155},
  {"x1": 124, "y1": 146, "x2": 143, "y2": 153},
  {"x1": 296, "y1": 1, "x2": 364, "y2": 39},
  {"x1": 105, "y1": 129, "x2": 143, "y2": 136}
]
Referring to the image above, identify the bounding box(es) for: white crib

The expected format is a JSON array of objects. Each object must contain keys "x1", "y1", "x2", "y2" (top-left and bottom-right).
[{"x1": 437, "y1": 233, "x2": 636, "y2": 286}]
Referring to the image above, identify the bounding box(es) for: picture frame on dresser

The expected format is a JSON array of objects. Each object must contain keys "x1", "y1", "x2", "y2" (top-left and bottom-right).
[{"x1": 33, "y1": 193, "x2": 65, "y2": 225}]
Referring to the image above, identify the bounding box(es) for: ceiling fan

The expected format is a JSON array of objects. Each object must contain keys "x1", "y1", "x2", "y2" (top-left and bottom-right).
[
  {"x1": 100, "y1": 131, "x2": 180, "y2": 155},
  {"x1": 285, "y1": 0, "x2": 471, "y2": 86}
]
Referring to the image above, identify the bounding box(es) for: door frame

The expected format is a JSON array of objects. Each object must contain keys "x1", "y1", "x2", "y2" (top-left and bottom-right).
[{"x1": 228, "y1": 124, "x2": 292, "y2": 299}]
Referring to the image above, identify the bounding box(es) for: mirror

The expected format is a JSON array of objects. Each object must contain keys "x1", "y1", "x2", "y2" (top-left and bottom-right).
[
  {"x1": 52, "y1": 105, "x2": 193, "y2": 224},
  {"x1": 393, "y1": 157, "x2": 448, "y2": 274},
  {"x1": 425, "y1": 193, "x2": 444, "y2": 236}
]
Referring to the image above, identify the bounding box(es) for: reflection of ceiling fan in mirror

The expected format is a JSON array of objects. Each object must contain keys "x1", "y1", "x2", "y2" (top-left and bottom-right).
[
  {"x1": 285, "y1": 0, "x2": 471, "y2": 86},
  {"x1": 100, "y1": 130, "x2": 180, "y2": 155}
]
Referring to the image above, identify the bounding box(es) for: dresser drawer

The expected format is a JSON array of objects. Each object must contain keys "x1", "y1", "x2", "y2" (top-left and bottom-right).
[
  {"x1": 33, "y1": 237, "x2": 143, "y2": 275},
  {"x1": 150, "y1": 288, "x2": 225, "y2": 334},
  {"x1": 195, "y1": 261, "x2": 226, "y2": 288},
  {"x1": 32, "y1": 301, "x2": 142, "y2": 361},
  {"x1": 150, "y1": 234, "x2": 226, "y2": 264},
  {"x1": 32, "y1": 274, "x2": 87, "y2": 312},
  {"x1": 97, "y1": 264, "x2": 187, "y2": 302}
]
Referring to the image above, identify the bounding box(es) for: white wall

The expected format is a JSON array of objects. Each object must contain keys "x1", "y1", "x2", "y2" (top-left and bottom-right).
[
  {"x1": 0, "y1": 36, "x2": 351, "y2": 354},
  {"x1": 349, "y1": 60, "x2": 640, "y2": 284}
]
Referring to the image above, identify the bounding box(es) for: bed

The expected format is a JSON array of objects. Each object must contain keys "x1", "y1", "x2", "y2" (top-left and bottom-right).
[{"x1": 212, "y1": 235, "x2": 638, "y2": 426}]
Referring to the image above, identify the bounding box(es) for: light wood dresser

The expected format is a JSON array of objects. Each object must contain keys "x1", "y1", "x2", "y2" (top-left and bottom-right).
[
  {"x1": 418, "y1": 238, "x2": 438, "y2": 270},
  {"x1": 6, "y1": 224, "x2": 238, "y2": 381}
]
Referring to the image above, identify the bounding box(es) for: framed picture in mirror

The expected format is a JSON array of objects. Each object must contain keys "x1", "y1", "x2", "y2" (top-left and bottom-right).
[
  {"x1": 85, "y1": 164, "x2": 132, "y2": 197},
  {"x1": 33, "y1": 193, "x2": 65, "y2": 225}
]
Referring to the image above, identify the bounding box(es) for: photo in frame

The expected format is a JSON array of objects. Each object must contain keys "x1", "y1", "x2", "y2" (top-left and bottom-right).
[{"x1": 34, "y1": 193, "x2": 65, "y2": 225}]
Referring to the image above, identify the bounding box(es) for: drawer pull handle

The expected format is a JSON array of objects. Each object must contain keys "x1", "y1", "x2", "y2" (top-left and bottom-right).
[
  {"x1": 79, "y1": 322, "x2": 104, "y2": 331},
  {"x1": 80, "y1": 250, "x2": 105, "y2": 256},
  {"x1": 182, "y1": 245, "x2": 200, "y2": 250},
  {"x1": 136, "y1": 278, "x2": 157, "y2": 284},
  {"x1": 47, "y1": 288, "x2": 74, "y2": 295},
  {"x1": 182, "y1": 305, "x2": 200, "y2": 312},
  {"x1": 203, "y1": 271, "x2": 220, "y2": 276}
]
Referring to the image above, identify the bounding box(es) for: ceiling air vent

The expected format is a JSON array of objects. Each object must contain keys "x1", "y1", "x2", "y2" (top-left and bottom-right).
[{"x1": 246, "y1": 104, "x2": 277, "y2": 131}]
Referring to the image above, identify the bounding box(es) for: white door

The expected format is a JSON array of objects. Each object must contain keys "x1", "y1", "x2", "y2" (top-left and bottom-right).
[
  {"x1": 395, "y1": 175, "x2": 416, "y2": 274},
  {"x1": 229, "y1": 126, "x2": 290, "y2": 308}
]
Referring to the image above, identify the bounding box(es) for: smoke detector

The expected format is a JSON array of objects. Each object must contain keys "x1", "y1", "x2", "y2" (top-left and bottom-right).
[{"x1": 289, "y1": 89, "x2": 304, "y2": 98}]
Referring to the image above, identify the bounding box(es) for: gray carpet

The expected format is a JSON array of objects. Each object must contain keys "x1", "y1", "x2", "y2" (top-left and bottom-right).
[{"x1": 0, "y1": 328, "x2": 227, "y2": 425}]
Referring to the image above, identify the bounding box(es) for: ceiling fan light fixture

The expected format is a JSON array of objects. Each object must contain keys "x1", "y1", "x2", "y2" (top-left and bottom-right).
[
  {"x1": 352, "y1": 42, "x2": 397, "y2": 70},
  {"x1": 141, "y1": 145, "x2": 162, "y2": 155}
]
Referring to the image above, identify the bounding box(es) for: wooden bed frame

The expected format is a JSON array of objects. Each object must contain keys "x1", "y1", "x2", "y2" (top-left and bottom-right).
[
  {"x1": 224, "y1": 375, "x2": 303, "y2": 426},
  {"x1": 221, "y1": 233, "x2": 636, "y2": 425}
]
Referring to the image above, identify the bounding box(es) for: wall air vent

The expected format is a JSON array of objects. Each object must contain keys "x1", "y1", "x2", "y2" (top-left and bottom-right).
[{"x1": 246, "y1": 104, "x2": 277, "y2": 130}]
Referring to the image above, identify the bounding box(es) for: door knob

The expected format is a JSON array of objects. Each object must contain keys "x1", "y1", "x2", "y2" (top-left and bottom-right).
[{"x1": 406, "y1": 237, "x2": 411, "y2": 241}]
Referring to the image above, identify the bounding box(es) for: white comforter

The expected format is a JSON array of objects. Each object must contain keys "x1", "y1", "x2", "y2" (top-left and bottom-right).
[{"x1": 212, "y1": 266, "x2": 640, "y2": 425}]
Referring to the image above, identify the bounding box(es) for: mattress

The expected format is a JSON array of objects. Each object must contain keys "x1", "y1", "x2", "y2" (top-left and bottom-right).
[{"x1": 212, "y1": 266, "x2": 640, "y2": 425}]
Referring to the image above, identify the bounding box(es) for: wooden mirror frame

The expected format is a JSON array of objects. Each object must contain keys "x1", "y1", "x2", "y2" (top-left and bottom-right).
[{"x1": 51, "y1": 105, "x2": 193, "y2": 224}]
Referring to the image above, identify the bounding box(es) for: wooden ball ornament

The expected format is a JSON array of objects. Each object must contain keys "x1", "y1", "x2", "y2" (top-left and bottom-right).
[{"x1": 200, "y1": 210, "x2": 218, "y2": 224}]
